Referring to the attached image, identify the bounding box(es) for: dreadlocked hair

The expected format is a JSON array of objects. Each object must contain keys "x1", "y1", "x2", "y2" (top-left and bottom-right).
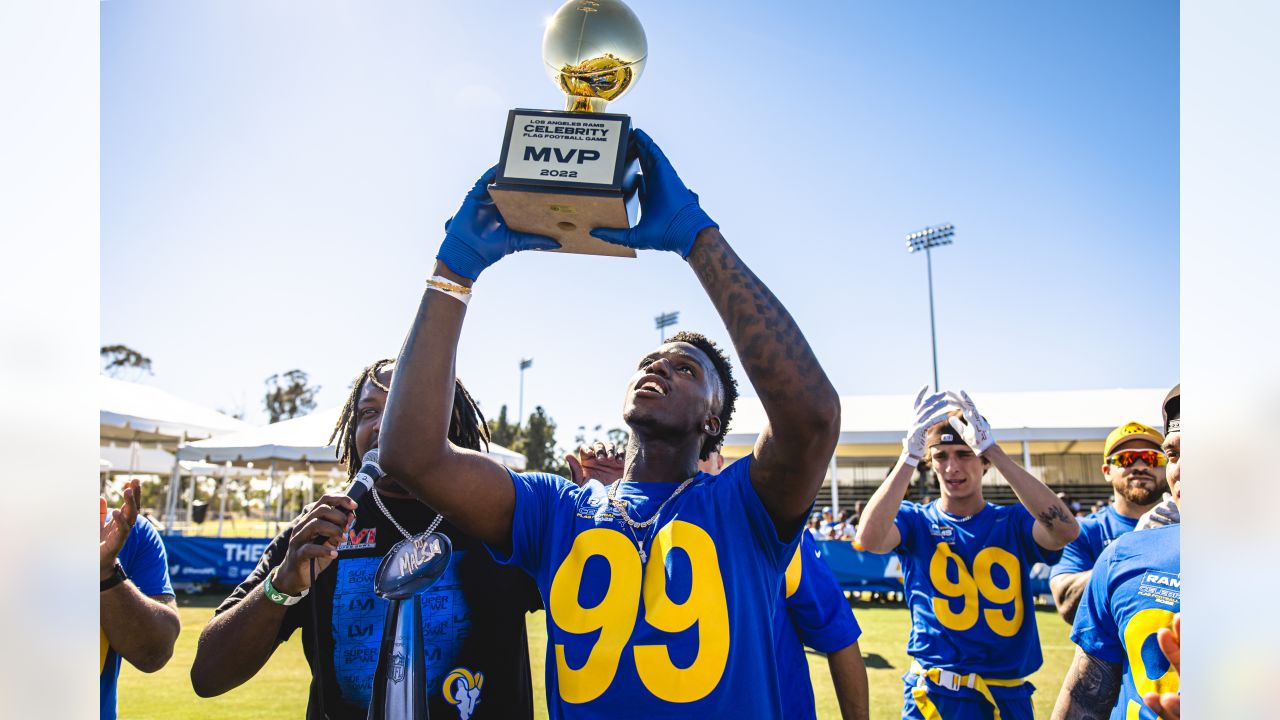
[
  {"x1": 329, "y1": 358, "x2": 490, "y2": 478},
  {"x1": 666, "y1": 331, "x2": 738, "y2": 461}
]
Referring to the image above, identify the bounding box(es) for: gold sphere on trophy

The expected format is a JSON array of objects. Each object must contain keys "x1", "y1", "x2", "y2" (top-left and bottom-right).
[{"x1": 542, "y1": 0, "x2": 648, "y2": 113}]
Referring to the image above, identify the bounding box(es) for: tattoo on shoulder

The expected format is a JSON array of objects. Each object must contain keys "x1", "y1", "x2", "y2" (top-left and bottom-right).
[
  {"x1": 1063, "y1": 650, "x2": 1122, "y2": 719},
  {"x1": 1038, "y1": 504, "x2": 1072, "y2": 529}
]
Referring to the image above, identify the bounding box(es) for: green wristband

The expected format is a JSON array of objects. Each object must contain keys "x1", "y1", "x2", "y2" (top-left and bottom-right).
[{"x1": 263, "y1": 568, "x2": 308, "y2": 606}]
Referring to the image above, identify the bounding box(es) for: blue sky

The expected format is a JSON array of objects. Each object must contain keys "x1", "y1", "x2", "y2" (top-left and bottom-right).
[{"x1": 101, "y1": 0, "x2": 1178, "y2": 446}]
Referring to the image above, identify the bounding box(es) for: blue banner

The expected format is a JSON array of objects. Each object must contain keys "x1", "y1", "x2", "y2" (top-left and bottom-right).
[
  {"x1": 813, "y1": 539, "x2": 1053, "y2": 598},
  {"x1": 812, "y1": 539, "x2": 905, "y2": 593},
  {"x1": 160, "y1": 534, "x2": 1053, "y2": 597},
  {"x1": 161, "y1": 535, "x2": 271, "y2": 587}
]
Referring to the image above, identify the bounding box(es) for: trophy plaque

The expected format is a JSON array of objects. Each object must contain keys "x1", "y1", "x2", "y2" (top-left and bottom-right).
[{"x1": 489, "y1": 0, "x2": 647, "y2": 257}]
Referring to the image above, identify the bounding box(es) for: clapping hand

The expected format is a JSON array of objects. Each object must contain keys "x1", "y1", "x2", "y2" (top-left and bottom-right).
[{"x1": 101, "y1": 478, "x2": 140, "y2": 581}]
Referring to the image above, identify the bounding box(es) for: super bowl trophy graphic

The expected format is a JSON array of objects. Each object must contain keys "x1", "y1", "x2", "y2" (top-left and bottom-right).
[{"x1": 488, "y1": 0, "x2": 647, "y2": 257}]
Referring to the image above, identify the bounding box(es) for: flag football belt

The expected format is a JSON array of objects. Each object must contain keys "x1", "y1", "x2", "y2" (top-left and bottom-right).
[{"x1": 909, "y1": 660, "x2": 1027, "y2": 720}]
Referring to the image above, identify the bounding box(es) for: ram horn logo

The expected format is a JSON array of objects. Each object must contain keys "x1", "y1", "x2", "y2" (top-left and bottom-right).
[{"x1": 442, "y1": 666, "x2": 484, "y2": 720}]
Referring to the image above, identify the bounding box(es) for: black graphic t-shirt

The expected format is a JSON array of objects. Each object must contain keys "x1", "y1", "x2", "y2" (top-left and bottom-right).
[{"x1": 216, "y1": 492, "x2": 541, "y2": 719}]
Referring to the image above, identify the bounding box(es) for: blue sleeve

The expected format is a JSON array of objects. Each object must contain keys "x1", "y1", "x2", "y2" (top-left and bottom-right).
[
  {"x1": 1050, "y1": 520, "x2": 1097, "y2": 578},
  {"x1": 786, "y1": 536, "x2": 862, "y2": 653},
  {"x1": 716, "y1": 455, "x2": 801, "y2": 569},
  {"x1": 1070, "y1": 543, "x2": 1124, "y2": 664},
  {"x1": 1011, "y1": 504, "x2": 1064, "y2": 566},
  {"x1": 120, "y1": 519, "x2": 173, "y2": 597},
  {"x1": 892, "y1": 501, "x2": 919, "y2": 555},
  {"x1": 486, "y1": 469, "x2": 575, "y2": 575}
]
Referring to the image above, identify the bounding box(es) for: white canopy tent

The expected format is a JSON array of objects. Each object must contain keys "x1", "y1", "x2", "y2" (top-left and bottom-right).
[
  {"x1": 100, "y1": 375, "x2": 252, "y2": 520},
  {"x1": 178, "y1": 406, "x2": 527, "y2": 535},
  {"x1": 178, "y1": 406, "x2": 527, "y2": 469}
]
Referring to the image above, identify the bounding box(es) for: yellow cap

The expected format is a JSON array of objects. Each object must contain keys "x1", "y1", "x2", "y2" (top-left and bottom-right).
[{"x1": 1103, "y1": 421, "x2": 1165, "y2": 457}]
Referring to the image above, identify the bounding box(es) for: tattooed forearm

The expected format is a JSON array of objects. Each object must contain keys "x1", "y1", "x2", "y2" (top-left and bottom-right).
[
  {"x1": 686, "y1": 228, "x2": 837, "y2": 419},
  {"x1": 1050, "y1": 648, "x2": 1122, "y2": 720},
  {"x1": 1039, "y1": 503, "x2": 1073, "y2": 530}
]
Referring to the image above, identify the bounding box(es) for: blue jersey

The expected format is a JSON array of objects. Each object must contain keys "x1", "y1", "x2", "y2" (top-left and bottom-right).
[
  {"x1": 1050, "y1": 505, "x2": 1138, "y2": 578},
  {"x1": 491, "y1": 455, "x2": 801, "y2": 718},
  {"x1": 101, "y1": 518, "x2": 173, "y2": 720},
  {"x1": 1071, "y1": 524, "x2": 1180, "y2": 720},
  {"x1": 776, "y1": 534, "x2": 862, "y2": 720},
  {"x1": 894, "y1": 501, "x2": 1062, "y2": 679}
]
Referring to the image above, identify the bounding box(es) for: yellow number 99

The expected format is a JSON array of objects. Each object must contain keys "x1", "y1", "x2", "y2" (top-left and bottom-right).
[
  {"x1": 635, "y1": 521, "x2": 730, "y2": 702},
  {"x1": 548, "y1": 529, "x2": 641, "y2": 704},
  {"x1": 929, "y1": 542, "x2": 1024, "y2": 637}
]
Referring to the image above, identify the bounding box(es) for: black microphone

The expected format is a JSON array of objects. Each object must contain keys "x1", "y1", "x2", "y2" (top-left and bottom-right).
[
  {"x1": 345, "y1": 448, "x2": 384, "y2": 504},
  {"x1": 313, "y1": 448, "x2": 384, "y2": 545}
]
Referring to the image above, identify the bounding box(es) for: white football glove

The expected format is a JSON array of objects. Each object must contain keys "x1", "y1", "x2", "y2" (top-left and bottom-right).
[
  {"x1": 945, "y1": 389, "x2": 995, "y2": 454},
  {"x1": 902, "y1": 385, "x2": 949, "y2": 466},
  {"x1": 1136, "y1": 493, "x2": 1180, "y2": 530}
]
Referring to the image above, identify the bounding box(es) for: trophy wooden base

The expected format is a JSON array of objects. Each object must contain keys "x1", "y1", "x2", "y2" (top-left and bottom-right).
[{"x1": 489, "y1": 185, "x2": 637, "y2": 258}]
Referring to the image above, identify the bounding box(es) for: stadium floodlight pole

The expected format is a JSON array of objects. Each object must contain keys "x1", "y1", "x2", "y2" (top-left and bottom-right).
[
  {"x1": 518, "y1": 358, "x2": 533, "y2": 424},
  {"x1": 905, "y1": 223, "x2": 955, "y2": 391},
  {"x1": 655, "y1": 311, "x2": 679, "y2": 342}
]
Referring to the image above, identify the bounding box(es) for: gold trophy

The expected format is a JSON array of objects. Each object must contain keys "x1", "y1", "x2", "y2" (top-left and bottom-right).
[{"x1": 488, "y1": 0, "x2": 647, "y2": 257}]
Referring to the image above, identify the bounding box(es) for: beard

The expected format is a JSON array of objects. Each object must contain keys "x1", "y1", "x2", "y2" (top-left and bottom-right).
[{"x1": 1118, "y1": 475, "x2": 1166, "y2": 506}]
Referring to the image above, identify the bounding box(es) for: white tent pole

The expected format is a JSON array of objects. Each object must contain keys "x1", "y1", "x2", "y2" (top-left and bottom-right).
[
  {"x1": 166, "y1": 431, "x2": 185, "y2": 534},
  {"x1": 268, "y1": 462, "x2": 277, "y2": 538},
  {"x1": 217, "y1": 461, "x2": 229, "y2": 538},
  {"x1": 829, "y1": 452, "x2": 839, "y2": 516}
]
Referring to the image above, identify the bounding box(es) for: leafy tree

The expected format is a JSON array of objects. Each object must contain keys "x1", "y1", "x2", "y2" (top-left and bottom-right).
[
  {"x1": 516, "y1": 406, "x2": 569, "y2": 476},
  {"x1": 606, "y1": 427, "x2": 630, "y2": 448},
  {"x1": 263, "y1": 369, "x2": 320, "y2": 423},
  {"x1": 100, "y1": 344, "x2": 153, "y2": 379},
  {"x1": 487, "y1": 405, "x2": 521, "y2": 448}
]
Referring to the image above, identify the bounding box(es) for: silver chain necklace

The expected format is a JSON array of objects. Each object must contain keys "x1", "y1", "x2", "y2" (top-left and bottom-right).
[
  {"x1": 371, "y1": 486, "x2": 443, "y2": 540},
  {"x1": 607, "y1": 475, "x2": 697, "y2": 562}
]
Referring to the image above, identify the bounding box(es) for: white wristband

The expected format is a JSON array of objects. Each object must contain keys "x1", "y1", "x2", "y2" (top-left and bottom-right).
[{"x1": 902, "y1": 452, "x2": 920, "y2": 468}]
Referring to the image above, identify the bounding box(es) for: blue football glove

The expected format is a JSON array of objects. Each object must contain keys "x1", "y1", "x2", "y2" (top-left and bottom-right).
[
  {"x1": 589, "y1": 129, "x2": 717, "y2": 258},
  {"x1": 436, "y1": 166, "x2": 561, "y2": 280}
]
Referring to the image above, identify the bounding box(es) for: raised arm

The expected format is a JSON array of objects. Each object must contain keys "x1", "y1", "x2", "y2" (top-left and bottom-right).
[
  {"x1": 947, "y1": 390, "x2": 1079, "y2": 550},
  {"x1": 591, "y1": 129, "x2": 839, "y2": 533},
  {"x1": 379, "y1": 168, "x2": 559, "y2": 549},
  {"x1": 686, "y1": 229, "x2": 840, "y2": 529},
  {"x1": 856, "y1": 387, "x2": 948, "y2": 553}
]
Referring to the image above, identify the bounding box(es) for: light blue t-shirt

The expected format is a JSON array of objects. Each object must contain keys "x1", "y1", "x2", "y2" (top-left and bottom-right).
[
  {"x1": 100, "y1": 518, "x2": 173, "y2": 720},
  {"x1": 490, "y1": 455, "x2": 801, "y2": 718},
  {"x1": 776, "y1": 533, "x2": 862, "y2": 720},
  {"x1": 1071, "y1": 524, "x2": 1180, "y2": 720},
  {"x1": 894, "y1": 501, "x2": 1061, "y2": 683},
  {"x1": 1050, "y1": 505, "x2": 1139, "y2": 578}
]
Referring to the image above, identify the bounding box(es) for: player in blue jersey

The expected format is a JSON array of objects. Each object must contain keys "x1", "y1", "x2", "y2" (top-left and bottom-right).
[
  {"x1": 1050, "y1": 421, "x2": 1169, "y2": 623},
  {"x1": 857, "y1": 388, "x2": 1080, "y2": 720},
  {"x1": 567, "y1": 446, "x2": 870, "y2": 720},
  {"x1": 379, "y1": 128, "x2": 841, "y2": 718},
  {"x1": 1051, "y1": 385, "x2": 1181, "y2": 720}
]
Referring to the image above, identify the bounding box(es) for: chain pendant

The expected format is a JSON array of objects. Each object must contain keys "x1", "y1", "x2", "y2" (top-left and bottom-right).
[{"x1": 637, "y1": 541, "x2": 647, "y2": 564}]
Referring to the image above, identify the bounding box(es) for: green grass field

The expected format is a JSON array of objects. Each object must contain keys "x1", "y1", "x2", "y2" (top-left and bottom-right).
[{"x1": 119, "y1": 595, "x2": 1074, "y2": 719}]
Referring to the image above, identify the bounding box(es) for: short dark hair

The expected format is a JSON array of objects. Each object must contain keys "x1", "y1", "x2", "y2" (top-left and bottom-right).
[{"x1": 667, "y1": 331, "x2": 738, "y2": 461}]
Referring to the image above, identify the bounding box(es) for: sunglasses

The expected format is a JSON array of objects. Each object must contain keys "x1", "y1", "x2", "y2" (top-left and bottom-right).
[{"x1": 1106, "y1": 449, "x2": 1168, "y2": 468}]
